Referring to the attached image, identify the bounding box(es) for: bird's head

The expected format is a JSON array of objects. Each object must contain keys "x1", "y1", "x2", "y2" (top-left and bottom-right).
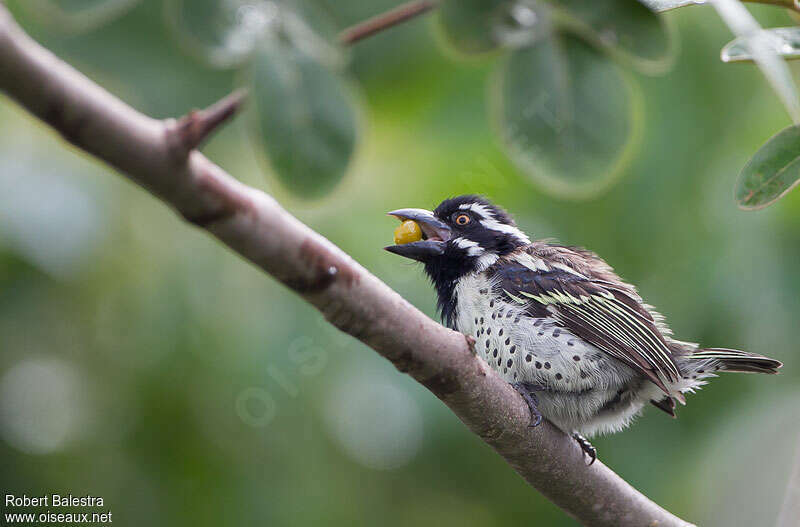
[{"x1": 385, "y1": 195, "x2": 529, "y2": 277}]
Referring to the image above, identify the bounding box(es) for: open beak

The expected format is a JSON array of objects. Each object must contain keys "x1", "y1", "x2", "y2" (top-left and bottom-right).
[{"x1": 384, "y1": 208, "x2": 452, "y2": 262}]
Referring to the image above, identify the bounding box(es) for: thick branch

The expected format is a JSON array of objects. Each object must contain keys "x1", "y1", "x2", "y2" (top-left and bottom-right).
[
  {"x1": 0, "y1": 7, "x2": 694, "y2": 527},
  {"x1": 339, "y1": 0, "x2": 439, "y2": 44}
]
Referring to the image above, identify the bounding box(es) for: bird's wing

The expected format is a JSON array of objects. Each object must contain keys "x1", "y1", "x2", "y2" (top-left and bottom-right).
[{"x1": 492, "y1": 250, "x2": 681, "y2": 394}]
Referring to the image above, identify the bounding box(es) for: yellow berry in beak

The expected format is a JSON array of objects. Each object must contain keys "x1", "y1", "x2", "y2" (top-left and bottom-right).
[{"x1": 394, "y1": 220, "x2": 423, "y2": 245}]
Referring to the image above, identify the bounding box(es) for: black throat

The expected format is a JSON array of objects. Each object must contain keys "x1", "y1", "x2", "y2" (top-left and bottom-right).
[
  {"x1": 423, "y1": 242, "x2": 514, "y2": 328},
  {"x1": 424, "y1": 255, "x2": 471, "y2": 329},
  {"x1": 420, "y1": 201, "x2": 528, "y2": 327}
]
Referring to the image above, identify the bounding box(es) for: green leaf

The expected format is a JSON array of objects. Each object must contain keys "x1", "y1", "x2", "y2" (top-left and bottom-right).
[
  {"x1": 736, "y1": 124, "x2": 800, "y2": 210},
  {"x1": 250, "y1": 33, "x2": 359, "y2": 199},
  {"x1": 711, "y1": 2, "x2": 800, "y2": 125},
  {"x1": 166, "y1": 0, "x2": 343, "y2": 69},
  {"x1": 436, "y1": 0, "x2": 552, "y2": 56},
  {"x1": 549, "y1": 0, "x2": 674, "y2": 74},
  {"x1": 493, "y1": 33, "x2": 641, "y2": 198},
  {"x1": 639, "y1": 0, "x2": 704, "y2": 11},
  {"x1": 437, "y1": 0, "x2": 505, "y2": 55},
  {"x1": 166, "y1": 0, "x2": 273, "y2": 68},
  {"x1": 722, "y1": 27, "x2": 800, "y2": 63},
  {"x1": 18, "y1": 0, "x2": 141, "y2": 32}
]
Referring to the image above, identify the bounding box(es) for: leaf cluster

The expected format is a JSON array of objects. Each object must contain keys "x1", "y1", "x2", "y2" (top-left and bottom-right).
[{"x1": 17, "y1": 0, "x2": 800, "y2": 208}]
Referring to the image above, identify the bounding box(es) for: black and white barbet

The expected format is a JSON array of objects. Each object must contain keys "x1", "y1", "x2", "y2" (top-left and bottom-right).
[{"x1": 385, "y1": 195, "x2": 782, "y2": 463}]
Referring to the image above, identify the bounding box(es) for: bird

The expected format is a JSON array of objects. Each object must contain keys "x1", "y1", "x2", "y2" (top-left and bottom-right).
[{"x1": 385, "y1": 195, "x2": 782, "y2": 463}]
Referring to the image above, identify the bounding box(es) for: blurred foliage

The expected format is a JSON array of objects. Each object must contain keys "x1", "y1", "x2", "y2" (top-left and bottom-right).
[
  {"x1": 494, "y1": 32, "x2": 641, "y2": 197},
  {"x1": 736, "y1": 123, "x2": 800, "y2": 209},
  {"x1": 2, "y1": 1, "x2": 800, "y2": 526},
  {"x1": 25, "y1": 0, "x2": 800, "y2": 208},
  {"x1": 249, "y1": 27, "x2": 358, "y2": 197},
  {"x1": 437, "y1": 0, "x2": 515, "y2": 54},
  {"x1": 721, "y1": 26, "x2": 800, "y2": 62},
  {"x1": 422, "y1": 0, "x2": 673, "y2": 197},
  {"x1": 17, "y1": 0, "x2": 142, "y2": 32},
  {"x1": 642, "y1": 0, "x2": 704, "y2": 10},
  {"x1": 16, "y1": 0, "x2": 676, "y2": 199},
  {"x1": 165, "y1": 0, "x2": 265, "y2": 68},
  {"x1": 164, "y1": 0, "x2": 359, "y2": 197},
  {"x1": 548, "y1": 0, "x2": 673, "y2": 73}
]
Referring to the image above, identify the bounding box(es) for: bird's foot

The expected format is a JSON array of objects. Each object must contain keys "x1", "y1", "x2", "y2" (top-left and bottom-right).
[
  {"x1": 572, "y1": 433, "x2": 597, "y2": 465},
  {"x1": 512, "y1": 382, "x2": 544, "y2": 428}
]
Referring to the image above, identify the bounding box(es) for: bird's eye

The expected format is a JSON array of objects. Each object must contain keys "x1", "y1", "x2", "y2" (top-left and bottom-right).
[{"x1": 454, "y1": 213, "x2": 471, "y2": 226}]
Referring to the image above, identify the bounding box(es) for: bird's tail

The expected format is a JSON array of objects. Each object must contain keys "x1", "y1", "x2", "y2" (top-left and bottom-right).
[{"x1": 689, "y1": 348, "x2": 782, "y2": 374}]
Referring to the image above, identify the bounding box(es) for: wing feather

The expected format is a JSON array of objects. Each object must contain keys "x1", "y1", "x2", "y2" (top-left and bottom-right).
[{"x1": 492, "y1": 251, "x2": 680, "y2": 393}]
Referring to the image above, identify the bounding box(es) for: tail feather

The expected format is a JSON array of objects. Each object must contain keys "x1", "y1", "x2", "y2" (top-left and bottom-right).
[{"x1": 691, "y1": 348, "x2": 782, "y2": 374}]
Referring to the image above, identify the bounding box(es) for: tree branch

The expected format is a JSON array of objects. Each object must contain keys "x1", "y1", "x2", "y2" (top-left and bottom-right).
[
  {"x1": 0, "y1": 7, "x2": 695, "y2": 527},
  {"x1": 167, "y1": 89, "x2": 247, "y2": 157},
  {"x1": 335, "y1": 0, "x2": 800, "y2": 43},
  {"x1": 339, "y1": 0, "x2": 439, "y2": 45}
]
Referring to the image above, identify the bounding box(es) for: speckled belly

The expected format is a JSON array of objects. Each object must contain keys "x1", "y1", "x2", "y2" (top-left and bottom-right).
[{"x1": 452, "y1": 273, "x2": 644, "y2": 436}]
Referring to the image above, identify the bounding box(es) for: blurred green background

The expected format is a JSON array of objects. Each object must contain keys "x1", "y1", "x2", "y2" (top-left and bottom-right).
[{"x1": 1, "y1": 1, "x2": 799, "y2": 526}]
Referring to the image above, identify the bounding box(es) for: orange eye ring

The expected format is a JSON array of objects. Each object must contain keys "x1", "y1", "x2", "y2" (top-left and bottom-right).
[{"x1": 455, "y1": 214, "x2": 470, "y2": 226}]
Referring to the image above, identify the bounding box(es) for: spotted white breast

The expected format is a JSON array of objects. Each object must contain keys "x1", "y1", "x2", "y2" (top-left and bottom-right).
[{"x1": 451, "y1": 272, "x2": 651, "y2": 436}]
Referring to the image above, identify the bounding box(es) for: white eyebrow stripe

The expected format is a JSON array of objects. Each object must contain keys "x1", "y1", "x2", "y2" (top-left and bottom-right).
[
  {"x1": 458, "y1": 202, "x2": 531, "y2": 244},
  {"x1": 479, "y1": 219, "x2": 531, "y2": 244},
  {"x1": 453, "y1": 237, "x2": 485, "y2": 256},
  {"x1": 458, "y1": 203, "x2": 494, "y2": 219}
]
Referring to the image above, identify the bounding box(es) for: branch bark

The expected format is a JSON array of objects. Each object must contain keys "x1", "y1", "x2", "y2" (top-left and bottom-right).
[
  {"x1": 0, "y1": 7, "x2": 695, "y2": 527},
  {"x1": 339, "y1": 0, "x2": 439, "y2": 44}
]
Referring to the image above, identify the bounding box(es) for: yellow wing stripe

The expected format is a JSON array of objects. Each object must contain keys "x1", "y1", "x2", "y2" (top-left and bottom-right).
[{"x1": 514, "y1": 288, "x2": 680, "y2": 380}]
